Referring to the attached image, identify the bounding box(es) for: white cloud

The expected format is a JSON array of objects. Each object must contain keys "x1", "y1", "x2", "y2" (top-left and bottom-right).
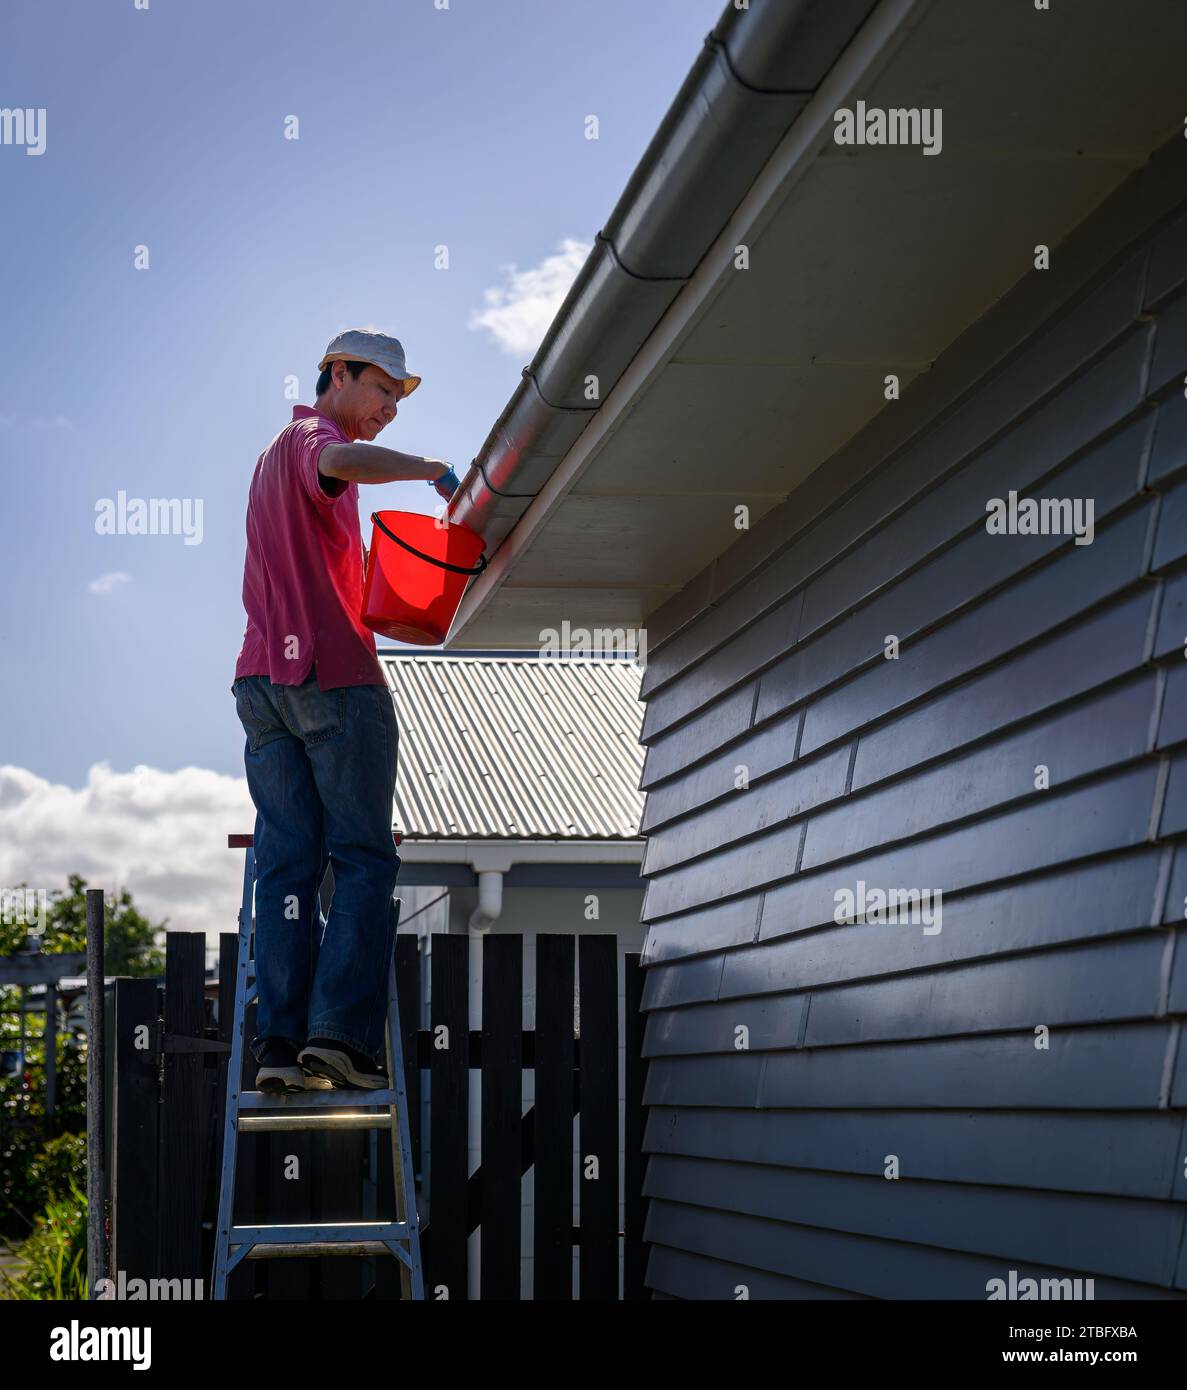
[
  {"x1": 0, "y1": 763, "x2": 255, "y2": 956},
  {"x1": 0, "y1": 762, "x2": 444, "y2": 974},
  {"x1": 89, "y1": 572, "x2": 131, "y2": 595},
  {"x1": 468, "y1": 237, "x2": 592, "y2": 356}
]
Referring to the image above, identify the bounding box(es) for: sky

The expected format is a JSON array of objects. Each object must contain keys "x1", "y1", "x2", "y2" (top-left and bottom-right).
[{"x1": 0, "y1": 0, "x2": 727, "y2": 941}]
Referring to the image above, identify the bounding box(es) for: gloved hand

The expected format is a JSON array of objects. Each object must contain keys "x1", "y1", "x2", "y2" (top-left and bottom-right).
[{"x1": 431, "y1": 466, "x2": 461, "y2": 501}]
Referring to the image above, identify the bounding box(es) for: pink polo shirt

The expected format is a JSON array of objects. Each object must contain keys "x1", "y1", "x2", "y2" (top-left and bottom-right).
[{"x1": 233, "y1": 405, "x2": 385, "y2": 691}]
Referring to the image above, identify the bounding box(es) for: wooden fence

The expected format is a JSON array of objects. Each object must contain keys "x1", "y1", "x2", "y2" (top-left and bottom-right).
[{"x1": 109, "y1": 928, "x2": 651, "y2": 1299}]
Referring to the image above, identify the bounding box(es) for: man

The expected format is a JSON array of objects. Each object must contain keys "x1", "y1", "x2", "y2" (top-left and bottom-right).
[{"x1": 231, "y1": 329, "x2": 460, "y2": 1092}]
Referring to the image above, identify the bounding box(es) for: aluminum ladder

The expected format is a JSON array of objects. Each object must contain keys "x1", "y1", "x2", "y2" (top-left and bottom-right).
[{"x1": 212, "y1": 841, "x2": 424, "y2": 1300}]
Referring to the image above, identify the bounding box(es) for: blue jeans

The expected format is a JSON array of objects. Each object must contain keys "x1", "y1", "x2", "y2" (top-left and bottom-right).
[{"x1": 231, "y1": 668, "x2": 401, "y2": 1065}]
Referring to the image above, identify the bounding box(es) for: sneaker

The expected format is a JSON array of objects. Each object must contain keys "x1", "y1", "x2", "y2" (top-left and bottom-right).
[
  {"x1": 255, "y1": 1039, "x2": 333, "y2": 1092},
  {"x1": 299, "y1": 1036, "x2": 389, "y2": 1090},
  {"x1": 255, "y1": 1040, "x2": 306, "y2": 1094}
]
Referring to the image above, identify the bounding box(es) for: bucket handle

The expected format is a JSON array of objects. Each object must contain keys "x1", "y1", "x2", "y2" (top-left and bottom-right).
[{"x1": 371, "y1": 513, "x2": 489, "y2": 576}]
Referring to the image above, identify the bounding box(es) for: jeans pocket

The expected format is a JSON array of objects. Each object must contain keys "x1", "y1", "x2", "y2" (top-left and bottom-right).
[
  {"x1": 281, "y1": 678, "x2": 346, "y2": 747},
  {"x1": 233, "y1": 680, "x2": 271, "y2": 753}
]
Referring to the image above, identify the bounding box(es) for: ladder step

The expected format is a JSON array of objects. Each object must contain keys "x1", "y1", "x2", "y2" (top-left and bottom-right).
[
  {"x1": 230, "y1": 1221, "x2": 410, "y2": 1249},
  {"x1": 239, "y1": 1088, "x2": 398, "y2": 1108},
  {"x1": 239, "y1": 1111, "x2": 391, "y2": 1132},
  {"x1": 246, "y1": 1241, "x2": 401, "y2": 1259}
]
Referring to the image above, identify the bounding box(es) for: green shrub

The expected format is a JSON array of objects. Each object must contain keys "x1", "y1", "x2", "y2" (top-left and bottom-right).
[
  {"x1": 28, "y1": 1132, "x2": 86, "y2": 1206},
  {"x1": 0, "y1": 1176, "x2": 87, "y2": 1300},
  {"x1": 0, "y1": 1041, "x2": 86, "y2": 1242}
]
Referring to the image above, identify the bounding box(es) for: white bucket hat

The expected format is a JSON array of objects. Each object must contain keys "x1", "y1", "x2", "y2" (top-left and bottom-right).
[{"x1": 318, "y1": 329, "x2": 422, "y2": 398}]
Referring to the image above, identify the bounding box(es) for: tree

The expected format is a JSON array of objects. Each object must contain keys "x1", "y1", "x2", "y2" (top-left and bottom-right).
[
  {"x1": 0, "y1": 873, "x2": 166, "y2": 976},
  {"x1": 0, "y1": 875, "x2": 167, "y2": 1238}
]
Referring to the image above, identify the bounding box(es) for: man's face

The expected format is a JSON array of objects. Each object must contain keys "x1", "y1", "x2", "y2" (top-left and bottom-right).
[{"x1": 332, "y1": 361, "x2": 406, "y2": 441}]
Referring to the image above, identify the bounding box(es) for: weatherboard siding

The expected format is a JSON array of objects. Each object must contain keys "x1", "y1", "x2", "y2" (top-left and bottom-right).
[{"x1": 634, "y1": 147, "x2": 1187, "y2": 1299}]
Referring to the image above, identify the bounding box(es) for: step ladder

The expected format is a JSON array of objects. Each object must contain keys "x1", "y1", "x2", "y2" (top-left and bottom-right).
[{"x1": 212, "y1": 839, "x2": 424, "y2": 1300}]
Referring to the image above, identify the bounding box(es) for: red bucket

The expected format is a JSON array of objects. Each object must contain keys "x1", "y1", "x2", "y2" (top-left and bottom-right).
[{"x1": 361, "y1": 510, "x2": 488, "y2": 645}]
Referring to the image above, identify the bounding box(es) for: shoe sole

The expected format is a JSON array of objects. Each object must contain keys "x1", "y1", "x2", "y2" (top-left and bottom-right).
[
  {"x1": 256, "y1": 1065, "x2": 334, "y2": 1093},
  {"x1": 256, "y1": 1065, "x2": 307, "y2": 1094},
  {"x1": 298, "y1": 1045, "x2": 388, "y2": 1090}
]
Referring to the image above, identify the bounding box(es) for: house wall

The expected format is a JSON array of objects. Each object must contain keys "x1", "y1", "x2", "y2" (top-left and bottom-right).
[{"x1": 634, "y1": 135, "x2": 1187, "y2": 1299}]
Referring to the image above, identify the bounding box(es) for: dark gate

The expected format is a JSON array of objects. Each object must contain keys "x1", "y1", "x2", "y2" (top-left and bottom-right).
[{"x1": 109, "y1": 915, "x2": 651, "y2": 1299}]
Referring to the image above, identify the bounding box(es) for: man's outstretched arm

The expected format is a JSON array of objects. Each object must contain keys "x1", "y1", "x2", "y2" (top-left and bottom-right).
[{"x1": 320, "y1": 442, "x2": 450, "y2": 485}]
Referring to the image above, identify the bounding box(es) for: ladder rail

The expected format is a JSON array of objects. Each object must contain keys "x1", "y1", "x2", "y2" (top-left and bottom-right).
[
  {"x1": 384, "y1": 924, "x2": 425, "y2": 1300},
  {"x1": 212, "y1": 845, "x2": 254, "y2": 1300}
]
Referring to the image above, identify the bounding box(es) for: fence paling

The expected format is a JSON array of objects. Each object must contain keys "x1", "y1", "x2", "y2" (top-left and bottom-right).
[
  {"x1": 534, "y1": 933, "x2": 576, "y2": 1298},
  {"x1": 111, "y1": 977, "x2": 159, "y2": 1285},
  {"x1": 480, "y1": 932, "x2": 522, "y2": 1298},
  {"x1": 158, "y1": 933, "x2": 206, "y2": 1287}
]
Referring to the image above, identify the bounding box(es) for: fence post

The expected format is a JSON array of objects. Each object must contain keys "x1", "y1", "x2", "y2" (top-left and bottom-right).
[
  {"x1": 43, "y1": 982, "x2": 57, "y2": 1139},
  {"x1": 86, "y1": 887, "x2": 107, "y2": 1297}
]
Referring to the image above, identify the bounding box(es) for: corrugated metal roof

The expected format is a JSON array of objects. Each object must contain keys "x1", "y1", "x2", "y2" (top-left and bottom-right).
[{"x1": 379, "y1": 653, "x2": 646, "y2": 840}]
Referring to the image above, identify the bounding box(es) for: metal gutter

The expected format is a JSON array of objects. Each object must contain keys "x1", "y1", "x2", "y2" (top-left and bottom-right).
[{"x1": 446, "y1": 0, "x2": 880, "y2": 561}]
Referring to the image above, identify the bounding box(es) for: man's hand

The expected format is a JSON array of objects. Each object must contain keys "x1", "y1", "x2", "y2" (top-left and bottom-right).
[{"x1": 431, "y1": 466, "x2": 461, "y2": 501}]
